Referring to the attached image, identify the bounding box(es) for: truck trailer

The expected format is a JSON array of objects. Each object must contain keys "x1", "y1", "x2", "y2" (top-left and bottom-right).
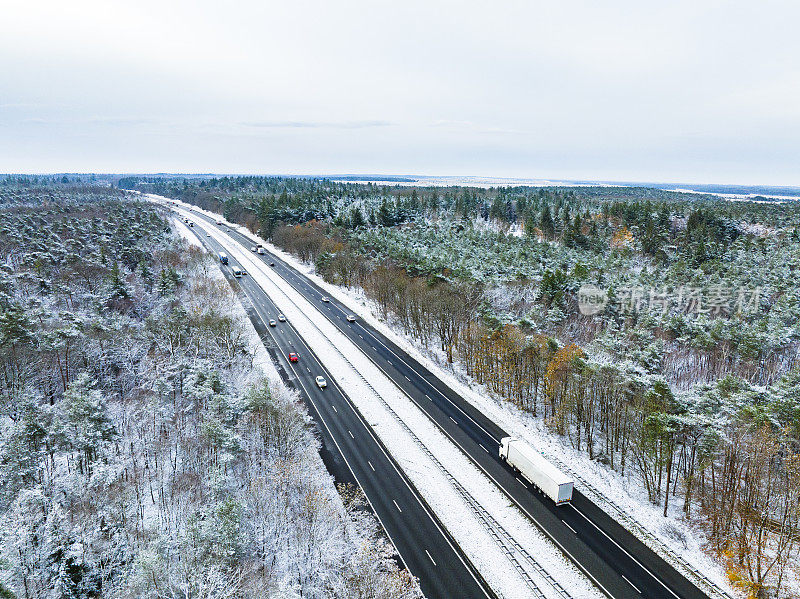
[
  {"x1": 499, "y1": 437, "x2": 573, "y2": 505},
  {"x1": 219, "y1": 252, "x2": 228, "y2": 265}
]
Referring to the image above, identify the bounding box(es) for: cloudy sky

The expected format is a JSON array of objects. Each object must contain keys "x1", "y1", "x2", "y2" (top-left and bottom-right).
[{"x1": 2, "y1": 0, "x2": 799, "y2": 184}]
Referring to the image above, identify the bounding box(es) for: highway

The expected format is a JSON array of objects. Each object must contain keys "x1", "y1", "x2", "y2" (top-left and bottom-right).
[
  {"x1": 177, "y1": 202, "x2": 716, "y2": 599},
  {"x1": 180, "y1": 218, "x2": 496, "y2": 599}
]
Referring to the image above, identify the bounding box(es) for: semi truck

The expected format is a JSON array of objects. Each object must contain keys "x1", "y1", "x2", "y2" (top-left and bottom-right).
[
  {"x1": 219, "y1": 252, "x2": 228, "y2": 265},
  {"x1": 499, "y1": 437, "x2": 573, "y2": 505}
]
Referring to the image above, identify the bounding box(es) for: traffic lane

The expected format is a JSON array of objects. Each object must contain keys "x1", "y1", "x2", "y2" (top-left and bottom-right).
[
  {"x1": 570, "y1": 492, "x2": 708, "y2": 599},
  {"x1": 196, "y1": 228, "x2": 493, "y2": 599}
]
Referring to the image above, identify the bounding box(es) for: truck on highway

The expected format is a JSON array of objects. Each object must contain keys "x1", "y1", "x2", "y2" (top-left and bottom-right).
[
  {"x1": 219, "y1": 252, "x2": 228, "y2": 265},
  {"x1": 499, "y1": 437, "x2": 573, "y2": 505}
]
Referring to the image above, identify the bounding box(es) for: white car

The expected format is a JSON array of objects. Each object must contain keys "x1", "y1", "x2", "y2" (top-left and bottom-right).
[
  {"x1": 346, "y1": 314, "x2": 356, "y2": 322},
  {"x1": 269, "y1": 319, "x2": 276, "y2": 327},
  {"x1": 216, "y1": 220, "x2": 222, "y2": 225},
  {"x1": 315, "y1": 376, "x2": 327, "y2": 388},
  {"x1": 321, "y1": 297, "x2": 330, "y2": 303},
  {"x1": 278, "y1": 314, "x2": 286, "y2": 322},
  {"x1": 257, "y1": 247, "x2": 266, "y2": 255},
  {"x1": 251, "y1": 246, "x2": 257, "y2": 252}
]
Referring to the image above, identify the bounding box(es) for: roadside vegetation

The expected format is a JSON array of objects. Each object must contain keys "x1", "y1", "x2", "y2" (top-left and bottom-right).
[
  {"x1": 128, "y1": 175, "x2": 800, "y2": 599},
  {"x1": 0, "y1": 181, "x2": 419, "y2": 599}
]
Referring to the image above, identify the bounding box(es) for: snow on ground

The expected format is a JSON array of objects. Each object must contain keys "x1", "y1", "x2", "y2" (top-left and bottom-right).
[
  {"x1": 164, "y1": 199, "x2": 603, "y2": 599},
  {"x1": 172, "y1": 218, "x2": 203, "y2": 248},
  {"x1": 171, "y1": 216, "x2": 275, "y2": 382},
  {"x1": 160, "y1": 197, "x2": 737, "y2": 598}
]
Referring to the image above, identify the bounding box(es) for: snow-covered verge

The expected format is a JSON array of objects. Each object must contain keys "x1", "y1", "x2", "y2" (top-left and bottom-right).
[
  {"x1": 164, "y1": 197, "x2": 746, "y2": 599},
  {"x1": 168, "y1": 199, "x2": 606, "y2": 599},
  {"x1": 0, "y1": 194, "x2": 419, "y2": 599}
]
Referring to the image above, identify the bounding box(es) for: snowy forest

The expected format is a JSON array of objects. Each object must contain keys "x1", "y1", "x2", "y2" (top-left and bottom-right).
[
  {"x1": 0, "y1": 180, "x2": 419, "y2": 599},
  {"x1": 125, "y1": 175, "x2": 800, "y2": 598}
]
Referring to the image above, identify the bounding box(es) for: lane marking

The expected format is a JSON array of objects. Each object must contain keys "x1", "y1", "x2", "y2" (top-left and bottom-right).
[
  {"x1": 516, "y1": 477, "x2": 527, "y2": 488},
  {"x1": 479, "y1": 444, "x2": 489, "y2": 453},
  {"x1": 569, "y1": 504, "x2": 681, "y2": 599},
  {"x1": 368, "y1": 460, "x2": 375, "y2": 472},
  {"x1": 393, "y1": 499, "x2": 402, "y2": 513},
  {"x1": 404, "y1": 375, "x2": 411, "y2": 381},
  {"x1": 425, "y1": 550, "x2": 437, "y2": 566},
  {"x1": 622, "y1": 575, "x2": 642, "y2": 595},
  {"x1": 348, "y1": 430, "x2": 354, "y2": 439},
  {"x1": 449, "y1": 416, "x2": 458, "y2": 425},
  {"x1": 562, "y1": 520, "x2": 577, "y2": 534},
  {"x1": 332, "y1": 405, "x2": 338, "y2": 413}
]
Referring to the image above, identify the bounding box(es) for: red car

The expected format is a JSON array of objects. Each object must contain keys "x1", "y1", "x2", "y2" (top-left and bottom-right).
[{"x1": 288, "y1": 352, "x2": 299, "y2": 362}]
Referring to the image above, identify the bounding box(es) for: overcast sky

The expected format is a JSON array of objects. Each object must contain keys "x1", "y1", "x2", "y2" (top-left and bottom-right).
[{"x1": 1, "y1": 0, "x2": 799, "y2": 185}]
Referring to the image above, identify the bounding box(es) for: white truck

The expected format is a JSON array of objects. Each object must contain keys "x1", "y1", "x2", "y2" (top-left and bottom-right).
[{"x1": 499, "y1": 437, "x2": 573, "y2": 505}]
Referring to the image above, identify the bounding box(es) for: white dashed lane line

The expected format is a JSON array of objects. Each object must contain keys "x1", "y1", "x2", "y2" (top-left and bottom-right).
[{"x1": 622, "y1": 575, "x2": 642, "y2": 595}]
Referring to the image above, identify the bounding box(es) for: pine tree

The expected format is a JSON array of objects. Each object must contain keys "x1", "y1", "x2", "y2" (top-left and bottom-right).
[{"x1": 540, "y1": 205, "x2": 555, "y2": 240}]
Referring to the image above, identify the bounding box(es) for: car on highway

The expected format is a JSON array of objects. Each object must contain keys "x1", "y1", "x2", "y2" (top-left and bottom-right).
[
  {"x1": 278, "y1": 314, "x2": 286, "y2": 322},
  {"x1": 288, "y1": 352, "x2": 299, "y2": 362},
  {"x1": 315, "y1": 376, "x2": 327, "y2": 388},
  {"x1": 206, "y1": 233, "x2": 211, "y2": 237},
  {"x1": 269, "y1": 262, "x2": 275, "y2": 267},
  {"x1": 257, "y1": 247, "x2": 266, "y2": 255},
  {"x1": 251, "y1": 246, "x2": 257, "y2": 252},
  {"x1": 346, "y1": 314, "x2": 356, "y2": 322},
  {"x1": 321, "y1": 297, "x2": 330, "y2": 303},
  {"x1": 232, "y1": 268, "x2": 243, "y2": 278},
  {"x1": 269, "y1": 319, "x2": 276, "y2": 327}
]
